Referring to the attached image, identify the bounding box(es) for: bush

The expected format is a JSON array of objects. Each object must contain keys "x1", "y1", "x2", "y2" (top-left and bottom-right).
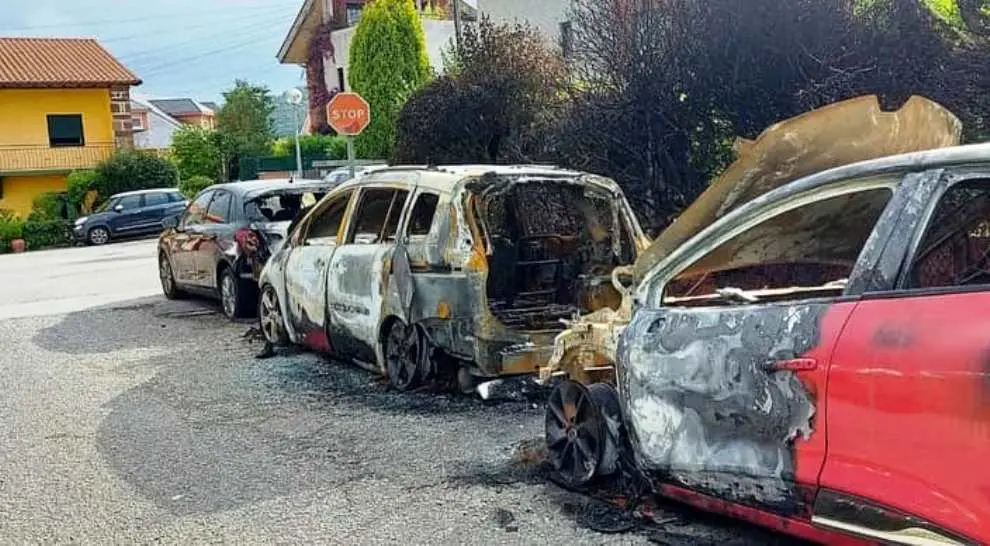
[
  {"x1": 31, "y1": 191, "x2": 70, "y2": 220},
  {"x1": 271, "y1": 134, "x2": 347, "y2": 158},
  {"x1": 66, "y1": 170, "x2": 98, "y2": 214},
  {"x1": 93, "y1": 151, "x2": 180, "y2": 208},
  {"x1": 0, "y1": 210, "x2": 24, "y2": 254},
  {"x1": 23, "y1": 213, "x2": 69, "y2": 250},
  {"x1": 348, "y1": 0, "x2": 431, "y2": 159},
  {"x1": 179, "y1": 175, "x2": 215, "y2": 199}
]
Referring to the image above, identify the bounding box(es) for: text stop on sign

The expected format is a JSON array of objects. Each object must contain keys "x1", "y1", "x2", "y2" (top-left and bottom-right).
[{"x1": 326, "y1": 92, "x2": 371, "y2": 136}]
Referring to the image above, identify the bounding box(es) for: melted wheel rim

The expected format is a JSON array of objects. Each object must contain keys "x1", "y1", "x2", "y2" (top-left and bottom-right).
[{"x1": 546, "y1": 380, "x2": 605, "y2": 487}]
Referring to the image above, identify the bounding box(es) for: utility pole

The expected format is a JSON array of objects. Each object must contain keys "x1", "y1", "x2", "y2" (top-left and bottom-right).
[{"x1": 284, "y1": 88, "x2": 305, "y2": 179}]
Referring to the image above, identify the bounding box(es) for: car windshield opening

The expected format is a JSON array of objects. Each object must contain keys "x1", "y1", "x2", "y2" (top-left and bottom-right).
[{"x1": 246, "y1": 192, "x2": 317, "y2": 222}]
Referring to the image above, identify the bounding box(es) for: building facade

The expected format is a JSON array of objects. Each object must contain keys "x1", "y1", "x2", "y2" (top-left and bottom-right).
[
  {"x1": 0, "y1": 38, "x2": 140, "y2": 217},
  {"x1": 278, "y1": 0, "x2": 571, "y2": 134},
  {"x1": 130, "y1": 96, "x2": 184, "y2": 155}
]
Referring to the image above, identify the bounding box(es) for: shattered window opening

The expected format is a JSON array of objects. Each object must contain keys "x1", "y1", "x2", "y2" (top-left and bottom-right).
[
  {"x1": 664, "y1": 187, "x2": 893, "y2": 306},
  {"x1": 305, "y1": 190, "x2": 352, "y2": 245},
  {"x1": 246, "y1": 191, "x2": 322, "y2": 223},
  {"x1": 407, "y1": 192, "x2": 440, "y2": 237},
  {"x1": 348, "y1": 188, "x2": 408, "y2": 245},
  {"x1": 205, "y1": 191, "x2": 232, "y2": 224},
  {"x1": 181, "y1": 190, "x2": 215, "y2": 228},
  {"x1": 909, "y1": 179, "x2": 990, "y2": 289}
]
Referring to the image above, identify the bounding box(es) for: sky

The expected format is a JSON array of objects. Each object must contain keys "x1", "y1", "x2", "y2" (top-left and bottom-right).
[{"x1": 0, "y1": 0, "x2": 307, "y2": 103}]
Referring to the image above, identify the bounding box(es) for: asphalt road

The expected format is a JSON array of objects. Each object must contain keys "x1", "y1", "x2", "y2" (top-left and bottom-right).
[{"x1": 0, "y1": 243, "x2": 802, "y2": 544}]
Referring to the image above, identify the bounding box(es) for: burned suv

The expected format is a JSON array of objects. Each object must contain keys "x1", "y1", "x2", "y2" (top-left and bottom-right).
[
  {"x1": 257, "y1": 165, "x2": 648, "y2": 392},
  {"x1": 543, "y1": 96, "x2": 990, "y2": 545}
]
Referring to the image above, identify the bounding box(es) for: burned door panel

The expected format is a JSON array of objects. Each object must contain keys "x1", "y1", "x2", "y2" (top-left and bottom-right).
[
  {"x1": 284, "y1": 246, "x2": 333, "y2": 337},
  {"x1": 617, "y1": 301, "x2": 852, "y2": 515},
  {"x1": 326, "y1": 244, "x2": 393, "y2": 364}
]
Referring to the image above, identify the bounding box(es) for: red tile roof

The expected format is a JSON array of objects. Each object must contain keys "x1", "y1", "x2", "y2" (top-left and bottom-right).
[{"x1": 0, "y1": 37, "x2": 141, "y2": 88}]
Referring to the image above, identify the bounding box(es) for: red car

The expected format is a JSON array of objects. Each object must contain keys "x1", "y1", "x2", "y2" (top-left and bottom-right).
[{"x1": 546, "y1": 96, "x2": 986, "y2": 545}]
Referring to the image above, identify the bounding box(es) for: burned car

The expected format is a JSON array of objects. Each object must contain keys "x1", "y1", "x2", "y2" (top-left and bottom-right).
[
  {"x1": 545, "y1": 96, "x2": 990, "y2": 544},
  {"x1": 257, "y1": 165, "x2": 650, "y2": 392},
  {"x1": 158, "y1": 178, "x2": 332, "y2": 319}
]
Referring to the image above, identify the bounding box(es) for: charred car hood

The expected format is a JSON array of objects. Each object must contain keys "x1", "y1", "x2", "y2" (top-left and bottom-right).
[{"x1": 632, "y1": 95, "x2": 963, "y2": 282}]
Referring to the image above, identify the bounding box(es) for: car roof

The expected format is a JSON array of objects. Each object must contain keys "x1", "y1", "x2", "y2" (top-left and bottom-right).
[
  {"x1": 110, "y1": 187, "x2": 182, "y2": 198},
  {"x1": 331, "y1": 164, "x2": 591, "y2": 194},
  {"x1": 200, "y1": 178, "x2": 328, "y2": 198}
]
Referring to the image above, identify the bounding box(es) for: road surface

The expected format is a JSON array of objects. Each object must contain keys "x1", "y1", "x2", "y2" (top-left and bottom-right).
[{"x1": 0, "y1": 244, "x2": 799, "y2": 544}]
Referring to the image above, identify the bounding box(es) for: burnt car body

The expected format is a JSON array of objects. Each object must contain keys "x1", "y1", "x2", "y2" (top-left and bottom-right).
[
  {"x1": 157, "y1": 178, "x2": 330, "y2": 319},
  {"x1": 257, "y1": 165, "x2": 649, "y2": 392},
  {"x1": 546, "y1": 98, "x2": 990, "y2": 544}
]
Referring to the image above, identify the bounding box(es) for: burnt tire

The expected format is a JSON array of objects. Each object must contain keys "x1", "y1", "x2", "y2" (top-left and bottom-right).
[
  {"x1": 87, "y1": 226, "x2": 110, "y2": 245},
  {"x1": 586, "y1": 383, "x2": 624, "y2": 477},
  {"x1": 384, "y1": 320, "x2": 421, "y2": 392},
  {"x1": 546, "y1": 380, "x2": 606, "y2": 488},
  {"x1": 219, "y1": 268, "x2": 255, "y2": 320},
  {"x1": 158, "y1": 252, "x2": 185, "y2": 300},
  {"x1": 258, "y1": 284, "x2": 289, "y2": 345}
]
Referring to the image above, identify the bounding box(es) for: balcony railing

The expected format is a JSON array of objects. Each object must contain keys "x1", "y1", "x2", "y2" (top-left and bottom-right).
[{"x1": 0, "y1": 143, "x2": 115, "y2": 173}]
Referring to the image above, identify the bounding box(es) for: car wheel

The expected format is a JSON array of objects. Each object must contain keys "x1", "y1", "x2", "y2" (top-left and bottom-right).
[
  {"x1": 87, "y1": 226, "x2": 110, "y2": 245},
  {"x1": 545, "y1": 380, "x2": 606, "y2": 488},
  {"x1": 384, "y1": 319, "x2": 421, "y2": 391},
  {"x1": 158, "y1": 253, "x2": 185, "y2": 300},
  {"x1": 258, "y1": 284, "x2": 288, "y2": 345},
  {"x1": 219, "y1": 268, "x2": 254, "y2": 320}
]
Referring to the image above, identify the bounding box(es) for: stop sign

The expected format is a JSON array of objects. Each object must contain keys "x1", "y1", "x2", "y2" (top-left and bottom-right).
[{"x1": 326, "y1": 92, "x2": 371, "y2": 136}]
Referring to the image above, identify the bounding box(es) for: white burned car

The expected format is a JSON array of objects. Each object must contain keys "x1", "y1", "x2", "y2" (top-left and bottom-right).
[{"x1": 257, "y1": 165, "x2": 649, "y2": 393}]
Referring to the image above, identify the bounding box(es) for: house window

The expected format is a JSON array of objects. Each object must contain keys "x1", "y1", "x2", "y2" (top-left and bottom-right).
[
  {"x1": 47, "y1": 115, "x2": 84, "y2": 147},
  {"x1": 131, "y1": 112, "x2": 146, "y2": 131},
  {"x1": 346, "y1": 3, "x2": 363, "y2": 26}
]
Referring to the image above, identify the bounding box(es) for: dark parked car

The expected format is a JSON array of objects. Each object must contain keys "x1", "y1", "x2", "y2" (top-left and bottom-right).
[
  {"x1": 73, "y1": 188, "x2": 187, "y2": 245},
  {"x1": 157, "y1": 178, "x2": 330, "y2": 319}
]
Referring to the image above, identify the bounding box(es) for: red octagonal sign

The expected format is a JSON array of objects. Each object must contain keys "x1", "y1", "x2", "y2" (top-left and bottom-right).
[{"x1": 326, "y1": 92, "x2": 371, "y2": 136}]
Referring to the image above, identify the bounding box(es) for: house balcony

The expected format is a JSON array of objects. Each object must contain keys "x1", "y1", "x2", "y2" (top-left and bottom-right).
[{"x1": 0, "y1": 143, "x2": 114, "y2": 174}]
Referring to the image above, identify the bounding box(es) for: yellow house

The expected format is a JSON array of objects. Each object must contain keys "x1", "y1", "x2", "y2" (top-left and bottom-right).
[{"x1": 0, "y1": 37, "x2": 141, "y2": 217}]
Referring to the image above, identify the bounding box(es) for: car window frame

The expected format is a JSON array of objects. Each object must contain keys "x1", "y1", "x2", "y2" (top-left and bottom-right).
[
  {"x1": 404, "y1": 190, "x2": 441, "y2": 239},
  {"x1": 116, "y1": 194, "x2": 144, "y2": 211},
  {"x1": 294, "y1": 189, "x2": 355, "y2": 247},
  {"x1": 892, "y1": 169, "x2": 990, "y2": 297},
  {"x1": 143, "y1": 192, "x2": 171, "y2": 208},
  {"x1": 344, "y1": 185, "x2": 411, "y2": 245},
  {"x1": 204, "y1": 190, "x2": 233, "y2": 225},
  {"x1": 641, "y1": 175, "x2": 901, "y2": 308},
  {"x1": 181, "y1": 190, "x2": 215, "y2": 229}
]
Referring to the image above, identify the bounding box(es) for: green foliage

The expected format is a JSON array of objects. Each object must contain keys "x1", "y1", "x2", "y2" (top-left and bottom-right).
[
  {"x1": 348, "y1": 0, "x2": 431, "y2": 159},
  {"x1": 218, "y1": 80, "x2": 276, "y2": 160},
  {"x1": 172, "y1": 125, "x2": 223, "y2": 180},
  {"x1": 271, "y1": 134, "x2": 348, "y2": 159},
  {"x1": 66, "y1": 170, "x2": 98, "y2": 215},
  {"x1": 23, "y1": 213, "x2": 69, "y2": 250},
  {"x1": 92, "y1": 151, "x2": 179, "y2": 208},
  {"x1": 179, "y1": 175, "x2": 215, "y2": 199},
  {"x1": 394, "y1": 18, "x2": 565, "y2": 164},
  {"x1": 31, "y1": 192, "x2": 69, "y2": 220},
  {"x1": 0, "y1": 210, "x2": 24, "y2": 253}
]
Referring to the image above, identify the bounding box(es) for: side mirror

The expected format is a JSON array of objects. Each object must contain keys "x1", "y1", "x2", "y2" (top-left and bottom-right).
[
  {"x1": 162, "y1": 215, "x2": 179, "y2": 229},
  {"x1": 114, "y1": 204, "x2": 124, "y2": 213}
]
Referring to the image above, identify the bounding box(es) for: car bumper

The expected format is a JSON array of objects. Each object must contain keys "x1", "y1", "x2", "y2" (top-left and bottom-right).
[{"x1": 72, "y1": 225, "x2": 87, "y2": 241}]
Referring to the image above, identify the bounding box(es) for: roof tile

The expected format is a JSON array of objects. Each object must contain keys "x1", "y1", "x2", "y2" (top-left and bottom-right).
[{"x1": 0, "y1": 37, "x2": 140, "y2": 88}]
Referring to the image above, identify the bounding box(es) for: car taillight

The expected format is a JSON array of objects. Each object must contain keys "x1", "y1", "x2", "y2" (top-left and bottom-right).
[{"x1": 235, "y1": 228, "x2": 261, "y2": 256}]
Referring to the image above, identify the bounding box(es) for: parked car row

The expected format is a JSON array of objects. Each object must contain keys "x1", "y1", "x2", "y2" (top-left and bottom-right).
[{"x1": 147, "y1": 95, "x2": 989, "y2": 546}]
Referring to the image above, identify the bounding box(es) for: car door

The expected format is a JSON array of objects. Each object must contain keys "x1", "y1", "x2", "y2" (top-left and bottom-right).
[
  {"x1": 326, "y1": 185, "x2": 411, "y2": 365},
  {"x1": 140, "y1": 192, "x2": 173, "y2": 233},
  {"x1": 107, "y1": 194, "x2": 145, "y2": 234},
  {"x1": 620, "y1": 176, "x2": 901, "y2": 518},
  {"x1": 283, "y1": 189, "x2": 354, "y2": 348},
  {"x1": 193, "y1": 189, "x2": 234, "y2": 289},
  {"x1": 818, "y1": 170, "x2": 990, "y2": 545},
  {"x1": 172, "y1": 190, "x2": 214, "y2": 284}
]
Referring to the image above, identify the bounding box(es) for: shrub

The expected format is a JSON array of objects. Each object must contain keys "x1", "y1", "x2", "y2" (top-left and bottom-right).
[
  {"x1": 179, "y1": 175, "x2": 215, "y2": 199},
  {"x1": 93, "y1": 151, "x2": 179, "y2": 208},
  {"x1": 348, "y1": 0, "x2": 431, "y2": 159},
  {"x1": 271, "y1": 134, "x2": 347, "y2": 158},
  {"x1": 23, "y1": 213, "x2": 69, "y2": 250},
  {"x1": 66, "y1": 170, "x2": 99, "y2": 214},
  {"x1": 31, "y1": 191, "x2": 70, "y2": 220},
  {"x1": 0, "y1": 210, "x2": 24, "y2": 253},
  {"x1": 172, "y1": 125, "x2": 223, "y2": 180}
]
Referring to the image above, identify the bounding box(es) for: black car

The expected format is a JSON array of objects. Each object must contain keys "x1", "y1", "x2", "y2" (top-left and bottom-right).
[
  {"x1": 157, "y1": 178, "x2": 330, "y2": 320},
  {"x1": 73, "y1": 188, "x2": 187, "y2": 245}
]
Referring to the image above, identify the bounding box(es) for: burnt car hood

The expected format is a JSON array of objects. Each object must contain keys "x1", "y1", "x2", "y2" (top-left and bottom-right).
[{"x1": 631, "y1": 95, "x2": 963, "y2": 283}]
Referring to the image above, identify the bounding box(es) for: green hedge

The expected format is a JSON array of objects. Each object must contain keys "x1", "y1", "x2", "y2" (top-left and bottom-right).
[{"x1": 23, "y1": 215, "x2": 70, "y2": 250}]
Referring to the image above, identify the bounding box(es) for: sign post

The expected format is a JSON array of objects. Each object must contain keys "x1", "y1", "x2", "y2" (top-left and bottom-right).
[{"x1": 326, "y1": 92, "x2": 371, "y2": 179}]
